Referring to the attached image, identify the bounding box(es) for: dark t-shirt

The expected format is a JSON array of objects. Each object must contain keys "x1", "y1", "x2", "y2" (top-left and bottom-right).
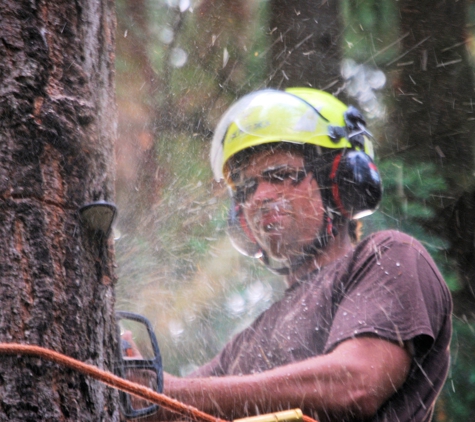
[{"x1": 191, "y1": 230, "x2": 452, "y2": 422}]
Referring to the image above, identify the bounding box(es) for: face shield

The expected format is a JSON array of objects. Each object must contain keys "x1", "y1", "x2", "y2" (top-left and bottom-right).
[{"x1": 209, "y1": 88, "x2": 382, "y2": 274}]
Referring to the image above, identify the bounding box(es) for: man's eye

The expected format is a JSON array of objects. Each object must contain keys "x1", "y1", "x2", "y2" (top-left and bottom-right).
[
  {"x1": 268, "y1": 172, "x2": 285, "y2": 182},
  {"x1": 244, "y1": 179, "x2": 257, "y2": 190},
  {"x1": 268, "y1": 169, "x2": 306, "y2": 183},
  {"x1": 235, "y1": 179, "x2": 257, "y2": 202},
  {"x1": 291, "y1": 170, "x2": 307, "y2": 183},
  {"x1": 267, "y1": 170, "x2": 292, "y2": 182}
]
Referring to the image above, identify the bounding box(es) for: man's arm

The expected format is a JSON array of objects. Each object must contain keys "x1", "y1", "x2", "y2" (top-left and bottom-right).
[{"x1": 160, "y1": 335, "x2": 411, "y2": 420}]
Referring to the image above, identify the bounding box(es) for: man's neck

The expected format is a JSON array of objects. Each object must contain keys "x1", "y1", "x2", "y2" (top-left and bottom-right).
[{"x1": 285, "y1": 228, "x2": 353, "y2": 286}]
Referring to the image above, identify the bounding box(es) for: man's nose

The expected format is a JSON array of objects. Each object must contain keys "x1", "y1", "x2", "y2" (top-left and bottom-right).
[{"x1": 250, "y1": 178, "x2": 280, "y2": 204}]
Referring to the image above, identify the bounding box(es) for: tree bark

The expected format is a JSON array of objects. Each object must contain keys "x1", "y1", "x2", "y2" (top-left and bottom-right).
[
  {"x1": 269, "y1": 0, "x2": 343, "y2": 92},
  {"x1": 387, "y1": 0, "x2": 475, "y2": 192},
  {"x1": 0, "y1": 0, "x2": 119, "y2": 420}
]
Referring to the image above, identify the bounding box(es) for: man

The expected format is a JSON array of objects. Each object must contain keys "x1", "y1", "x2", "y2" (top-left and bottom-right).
[{"x1": 159, "y1": 88, "x2": 452, "y2": 421}]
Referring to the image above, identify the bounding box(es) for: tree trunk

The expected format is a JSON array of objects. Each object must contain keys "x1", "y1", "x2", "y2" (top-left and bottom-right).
[
  {"x1": 387, "y1": 0, "x2": 475, "y2": 191},
  {"x1": 0, "y1": 0, "x2": 119, "y2": 420},
  {"x1": 387, "y1": 0, "x2": 475, "y2": 318},
  {"x1": 269, "y1": 0, "x2": 343, "y2": 92}
]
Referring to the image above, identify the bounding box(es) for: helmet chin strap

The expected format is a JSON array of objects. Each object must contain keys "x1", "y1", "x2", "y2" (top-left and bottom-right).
[{"x1": 258, "y1": 208, "x2": 336, "y2": 276}]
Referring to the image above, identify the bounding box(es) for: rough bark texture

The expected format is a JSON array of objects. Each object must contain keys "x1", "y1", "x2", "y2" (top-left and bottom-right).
[
  {"x1": 388, "y1": 0, "x2": 475, "y2": 191},
  {"x1": 269, "y1": 0, "x2": 343, "y2": 92},
  {"x1": 0, "y1": 0, "x2": 119, "y2": 420},
  {"x1": 387, "y1": 0, "x2": 475, "y2": 318}
]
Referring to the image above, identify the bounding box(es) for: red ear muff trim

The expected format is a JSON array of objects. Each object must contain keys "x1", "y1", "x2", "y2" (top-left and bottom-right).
[{"x1": 330, "y1": 152, "x2": 351, "y2": 218}]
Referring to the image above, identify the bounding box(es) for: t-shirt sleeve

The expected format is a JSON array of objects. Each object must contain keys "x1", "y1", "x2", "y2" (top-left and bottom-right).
[{"x1": 325, "y1": 231, "x2": 451, "y2": 357}]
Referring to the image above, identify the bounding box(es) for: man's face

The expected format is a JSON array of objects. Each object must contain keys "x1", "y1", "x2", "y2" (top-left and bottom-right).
[{"x1": 237, "y1": 148, "x2": 325, "y2": 261}]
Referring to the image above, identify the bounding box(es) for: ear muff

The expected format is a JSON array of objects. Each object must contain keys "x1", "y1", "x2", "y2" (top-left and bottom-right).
[
  {"x1": 329, "y1": 150, "x2": 382, "y2": 219},
  {"x1": 226, "y1": 198, "x2": 263, "y2": 258}
]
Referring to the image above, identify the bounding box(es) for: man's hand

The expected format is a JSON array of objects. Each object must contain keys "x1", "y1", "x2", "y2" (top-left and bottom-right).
[{"x1": 121, "y1": 330, "x2": 143, "y2": 359}]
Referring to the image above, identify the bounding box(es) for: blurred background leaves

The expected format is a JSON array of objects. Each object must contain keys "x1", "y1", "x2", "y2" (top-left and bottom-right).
[{"x1": 114, "y1": 1, "x2": 475, "y2": 419}]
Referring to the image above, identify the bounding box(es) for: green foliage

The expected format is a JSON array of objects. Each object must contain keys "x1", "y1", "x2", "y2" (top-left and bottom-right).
[
  {"x1": 137, "y1": 133, "x2": 226, "y2": 281},
  {"x1": 115, "y1": 128, "x2": 283, "y2": 374},
  {"x1": 365, "y1": 159, "x2": 460, "y2": 291},
  {"x1": 341, "y1": 0, "x2": 399, "y2": 63},
  {"x1": 438, "y1": 320, "x2": 475, "y2": 421},
  {"x1": 241, "y1": 2, "x2": 271, "y2": 89},
  {"x1": 115, "y1": 0, "x2": 279, "y2": 377}
]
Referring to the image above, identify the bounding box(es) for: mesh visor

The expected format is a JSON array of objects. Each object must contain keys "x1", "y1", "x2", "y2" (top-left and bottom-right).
[{"x1": 211, "y1": 90, "x2": 351, "y2": 181}]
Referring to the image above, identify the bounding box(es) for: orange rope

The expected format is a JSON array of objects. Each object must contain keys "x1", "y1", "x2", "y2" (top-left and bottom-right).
[
  {"x1": 0, "y1": 343, "x2": 223, "y2": 422},
  {"x1": 0, "y1": 343, "x2": 318, "y2": 422}
]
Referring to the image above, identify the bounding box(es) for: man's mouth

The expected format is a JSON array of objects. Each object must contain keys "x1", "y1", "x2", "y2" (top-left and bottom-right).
[
  {"x1": 254, "y1": 201, "x2": 292, "y2": 233},
  {"x1": 260, "y1": 211, "x2": 285, "y2": 232}
]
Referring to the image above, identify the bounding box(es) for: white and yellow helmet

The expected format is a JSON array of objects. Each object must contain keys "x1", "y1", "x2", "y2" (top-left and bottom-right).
[
  {"x1": 211, "y1": 87, "x2": 374, "y2": 185},
  {"x1": 210, "y1": 87, "x2": 382, "y2": 265}
]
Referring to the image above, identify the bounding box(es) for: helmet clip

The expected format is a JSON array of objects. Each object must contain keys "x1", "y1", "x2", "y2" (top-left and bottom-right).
[
  {"x1": 327, "y1": 126, "x2": 347, "y2": 142},
  {"x1": 344, "y1": 106, "x2": 374, "y2": 150}
]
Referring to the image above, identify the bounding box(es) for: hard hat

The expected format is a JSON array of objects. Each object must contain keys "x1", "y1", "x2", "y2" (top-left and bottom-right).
[
  {"x1": 210, "y1": 87, "x2": 382, "y2": 267},
  {"x1": 210, "y1": 88, "x2": 374, "y2": 183}
]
